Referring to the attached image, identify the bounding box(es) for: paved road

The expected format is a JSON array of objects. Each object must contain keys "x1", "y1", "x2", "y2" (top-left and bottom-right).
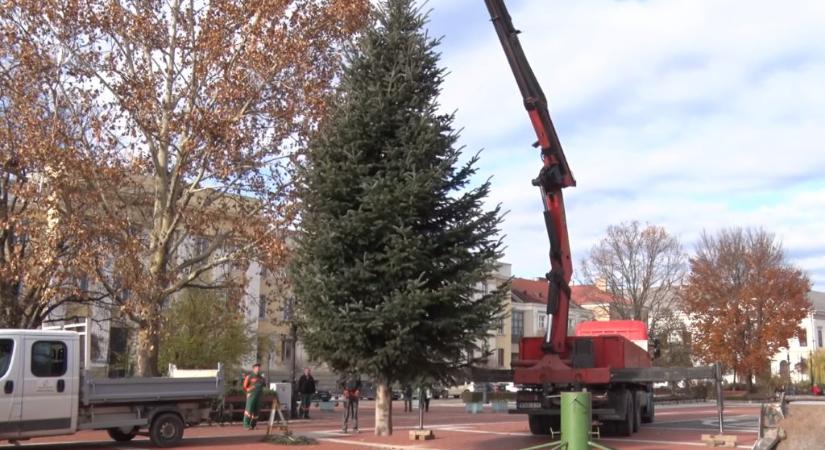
[{"x1": 1, "y1": 400, "x2": 759, "y2": 450}]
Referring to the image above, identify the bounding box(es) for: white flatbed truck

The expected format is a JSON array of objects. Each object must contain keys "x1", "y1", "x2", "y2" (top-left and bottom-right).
[{"x1": 0, "y1": 329, "x2": 223, "y2": 447}]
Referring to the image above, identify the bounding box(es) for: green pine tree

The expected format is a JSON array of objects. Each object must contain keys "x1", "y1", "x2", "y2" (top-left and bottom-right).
[{"x1": 290, "y1": 0, "x2": 506, "y2": 436}]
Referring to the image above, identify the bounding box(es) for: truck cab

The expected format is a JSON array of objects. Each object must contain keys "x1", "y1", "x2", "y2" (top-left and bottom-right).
[
  {"x1": 1, "y1": 329, "x2": 222, "y2": 447},
  {"x1": 0, "y1": 330, "x2": 80, "y2": 440}
]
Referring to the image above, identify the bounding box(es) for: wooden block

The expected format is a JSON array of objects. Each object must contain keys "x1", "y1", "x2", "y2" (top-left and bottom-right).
[
  {"x1": 701, "y1": 434, "x2": 738, "y2": 447},
  {"x1": 409, "y1": 429, "x2": 435, "y2": 441}
]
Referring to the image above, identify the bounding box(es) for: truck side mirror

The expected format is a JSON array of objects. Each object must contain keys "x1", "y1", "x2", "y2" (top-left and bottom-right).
[{"x1": 652, "y1": 338, "x2": 661, "y2": 359}]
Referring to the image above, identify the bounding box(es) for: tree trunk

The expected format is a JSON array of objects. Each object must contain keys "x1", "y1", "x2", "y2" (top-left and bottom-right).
[
  {"x1": 746, "y1": 372, "x2": 754, "y2": 393},
  {"x1": 135, "y1": 325, "x2": 160, "y2": 376},
  {"x1": 374, "y1": 381, "x2": 393, "y2": 436}
]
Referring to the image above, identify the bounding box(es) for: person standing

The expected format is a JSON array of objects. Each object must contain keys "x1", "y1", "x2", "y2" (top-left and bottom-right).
[
  {"x1": 424, "y1": 385, "x2": 432, "y2": 412},
  {"x1": 403, "y1": 384, "x2": 413, "y2": 412},
  {"x1": 242, "y1": 363, "x2": 266, "y2": 430},
  {"x1": 297, "y1": 367, "x2": 316, "y2": 419},
  {"x1": 341, "y1": 373, "x2": 361, "y2": 433}
]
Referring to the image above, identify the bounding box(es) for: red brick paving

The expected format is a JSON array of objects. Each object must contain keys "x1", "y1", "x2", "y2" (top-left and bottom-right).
[{"x1": 1, "y1": 401, "x2": 759, "y2": 450}]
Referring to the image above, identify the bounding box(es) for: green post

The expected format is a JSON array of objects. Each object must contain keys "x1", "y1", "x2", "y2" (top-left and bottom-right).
[
  {"x1": 560, "y1": 391, "x2": 591, "y2": 450},
  {"x1": 517, "y1": 391, "x2": 617, "y2": 450}
]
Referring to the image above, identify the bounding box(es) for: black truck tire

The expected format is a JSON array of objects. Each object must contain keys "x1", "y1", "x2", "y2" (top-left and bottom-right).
[
  {"x1": 632, "y1": 391, "x2": 642, "y2": 432},
  {"x1": 641, "y1": 391, "x2": 655, "y2": 424},
  {"x1": 107, "y1": 426, "x2": 138, "y2": 442},
  {"x1": 528, "y1": 415, "x2": 560, "y2": 435},
  {"x1": 150, "y1": 412, "x2": 185, "y2": 448},
  {"x1": 615, "y1": 390, "x2": 634, "y2": 437}
]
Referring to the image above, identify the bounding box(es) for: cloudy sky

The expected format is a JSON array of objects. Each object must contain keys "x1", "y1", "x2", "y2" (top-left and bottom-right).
[{"x1": 421, "y1": 0, "x2": 825, "y2": 290}]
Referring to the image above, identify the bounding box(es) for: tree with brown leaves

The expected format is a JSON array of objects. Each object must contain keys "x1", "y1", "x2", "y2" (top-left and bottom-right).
[
  {"x1": 683, "y1": 228, "x2": 811, "y2": 391},
  {"x1": 0, "y1": 31, "x2": 105, "y2": 328},
  {"x1": 2, "y1": 0, "x2": 368, "y2": 375},
  {"x1": 581, "y1": 221, "x2": 687, "y2": 332}
]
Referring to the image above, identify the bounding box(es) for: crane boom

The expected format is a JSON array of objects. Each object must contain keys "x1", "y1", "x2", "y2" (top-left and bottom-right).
[{"x1": 484, "y1": 0, "x2": 575, "y2": 354}]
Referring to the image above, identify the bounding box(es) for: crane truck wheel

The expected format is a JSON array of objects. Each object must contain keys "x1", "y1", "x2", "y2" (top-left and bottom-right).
[
  {"x1": 150, "y1": 412, "x2": 185, "y2": 448},
  {"x1": 641, "y1": 390, "x2": 655, "y2": 424},
  {"x1": 528, "y1": 415, "x2": 560, "y2": 435},
  {"x1": 615, "y1": 390, "x2": 634, "y2": 437},
  {"x1": 632, "y1": 391, "x2": 643, "y2": 432},
  {"x1": 107, "y1": 426, "x2": 138, "y2": 442}
]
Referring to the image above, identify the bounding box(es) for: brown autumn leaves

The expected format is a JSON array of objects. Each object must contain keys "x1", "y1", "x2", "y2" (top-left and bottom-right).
[
  {"x1": 0, "y1": 1, "x2": 813, "y2": 382},
  {"x1": 1, "y1": 0, "x2": 369, "y2": 374},
  {"x1": 684, "y1": 228, "x2": 811, "y2": 387}
]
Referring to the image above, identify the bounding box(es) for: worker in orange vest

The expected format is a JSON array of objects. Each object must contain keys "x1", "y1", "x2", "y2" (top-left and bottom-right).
[{"x1": 243, "y1": 364, "x2": 266, "y2": 430}]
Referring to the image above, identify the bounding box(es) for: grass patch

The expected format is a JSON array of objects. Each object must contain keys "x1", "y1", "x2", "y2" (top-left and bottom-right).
[{"x1": 264, "y1": 432, "x2": 318, "y2": 445}]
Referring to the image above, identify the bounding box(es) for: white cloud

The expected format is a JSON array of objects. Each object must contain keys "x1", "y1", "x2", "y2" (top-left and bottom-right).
[{"x1": 428, "y1": 0, "x2": 825, "y2": 288}]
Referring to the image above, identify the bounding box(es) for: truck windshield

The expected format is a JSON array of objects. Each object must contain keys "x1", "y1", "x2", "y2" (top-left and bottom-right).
[{"x1": 0, "y1": 339, "x2": 12, "y2": 378}]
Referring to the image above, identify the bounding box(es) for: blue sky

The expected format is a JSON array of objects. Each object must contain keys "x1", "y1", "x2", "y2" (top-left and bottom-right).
[{"x1": 421, "y1": 0, "x2": 825, "y2": 290}]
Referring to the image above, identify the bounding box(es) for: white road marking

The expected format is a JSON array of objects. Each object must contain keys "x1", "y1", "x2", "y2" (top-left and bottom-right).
[
  {"x1": 317, "y1": 437, "x2": 450, "y2": 450},
  {"x1": 437, "y1": 427, "x2": 531, "y2": 437},
  {"x1": 600, "y1": 437, "x2": 752, "y2": 449}
]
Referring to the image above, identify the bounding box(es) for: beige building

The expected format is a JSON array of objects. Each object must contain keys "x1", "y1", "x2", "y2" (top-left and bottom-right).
[
  {"x1": 475, "y1": 263, "x2": 514, "y2": 370},
  {"x1": 509, "y1": 278, "x2": 597, "y2": 363}
]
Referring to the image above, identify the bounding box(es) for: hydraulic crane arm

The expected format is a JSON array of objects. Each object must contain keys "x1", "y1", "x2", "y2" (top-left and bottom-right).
[{"x1": 485, "y1": 0, "x2": 575, "y2": 355}]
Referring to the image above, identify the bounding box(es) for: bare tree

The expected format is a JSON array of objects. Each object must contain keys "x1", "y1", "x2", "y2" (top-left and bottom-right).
[
  {"x1": 581, "y1": 221, "x2": 687, "y2": 332},
  {"x1": 2, "y1": 0, "x2": 369, "y2": 375}
]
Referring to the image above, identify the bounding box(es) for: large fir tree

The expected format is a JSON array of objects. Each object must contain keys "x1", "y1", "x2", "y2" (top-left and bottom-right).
[{"x1": 290, "y1": 0, "x2": 506, "y2": 435}]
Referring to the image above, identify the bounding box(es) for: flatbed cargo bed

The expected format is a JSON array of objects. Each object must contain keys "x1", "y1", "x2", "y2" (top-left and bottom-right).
[{"x1": 82, "y1": 374, "x2": 223, "y2": 406}]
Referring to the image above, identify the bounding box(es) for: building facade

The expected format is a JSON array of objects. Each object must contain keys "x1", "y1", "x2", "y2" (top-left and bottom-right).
[
  {"x1": 509, "y1": 278, "x2": 595, "y2": 363},
  {"x1": 770, "y1": 291, "x2": 825, "y2": 383}
]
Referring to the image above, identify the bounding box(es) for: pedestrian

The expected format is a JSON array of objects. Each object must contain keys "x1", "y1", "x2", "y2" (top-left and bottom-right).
[
  {"x1": 242, "y1": 363, "x2": 266, "y2": 430},
  {"x1": 403, "y1": 384, "x2": 413, "y2": 412},
  {"x1": 424, "y1": 385, "x2": 432, "y2": 412},
  {"x1": 342, "y1": 373, "x2": 361, "y2": 433},
  {"x1": 297, "y1": 367, "x2": 316, "y2": 419}
]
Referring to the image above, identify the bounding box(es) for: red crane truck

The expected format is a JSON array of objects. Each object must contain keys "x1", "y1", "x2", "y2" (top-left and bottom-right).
[{"x1": 483, "y1": 0, "x2": 718, "y2": 437}]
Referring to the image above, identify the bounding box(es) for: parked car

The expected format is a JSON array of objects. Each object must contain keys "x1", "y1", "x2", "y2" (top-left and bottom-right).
[
  {"x1": 360, "y1": 382, "x2": 377, "y2": 400},
  {"x1": 313, "y1": 390, "x2": 332, "y2": 402},
  {"x1": 494, "y1": 382, "x2": 518, "y2": 393},
  {"x1": 447, "y1": 382, "x2": 475, "y2": 398}
]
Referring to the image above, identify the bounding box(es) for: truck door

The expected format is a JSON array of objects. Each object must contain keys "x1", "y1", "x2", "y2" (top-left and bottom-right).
[
  {"x1": 20, "y1": 338, "x2": 74, "y2": 437},
  {"x1": 0, "y1": 336, "x2": 21, "y2": 438}
]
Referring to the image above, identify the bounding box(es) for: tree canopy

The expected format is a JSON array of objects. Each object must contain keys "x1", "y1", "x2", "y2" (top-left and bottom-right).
[
  {"x1": 581, "y1": 221, "x2": 687, "y2": 332},
  {"x1": 2, "y1": 0, "x2": 368, "y2": 374},
  {"x1": 683, "y1": 227, "x2": 811, "y2": 390},
  {"x1": 159, "y1": 289, "x2": 253, "y2": 373},
  {"x1": 290, "y1": 0, "x2": 506, "y2": 435}
]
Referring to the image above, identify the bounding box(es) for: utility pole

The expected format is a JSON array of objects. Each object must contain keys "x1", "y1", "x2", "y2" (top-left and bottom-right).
[{"x1": 289, "y1": 323, "x2": 298, "y2": 419}]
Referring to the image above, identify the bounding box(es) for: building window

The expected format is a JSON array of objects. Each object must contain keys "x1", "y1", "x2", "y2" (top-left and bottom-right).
[
  {"x1": 818, "y1": 327, "x2": 823, "y2": 348},
  {"x1": 193, "y1": 236, "x2": 209, "y2": 257},
  {"x1": 511, "y1": 352, "x2": 519, "y2": 364},
  {"x1": 497, "y1": 348, "x2": 504, "y2": 368},
  {"x1": 799, "y1": 329, "x2": 807, "y2": 347},
  {"x1": 496, "y1": 318, "x2": 505, "y2": 336},
  {"x1": 283, "y1": 297, "x2": 294, "y2": 321},
  {"x1": 258, "y1": 295, "x2": 267, "y2": 319},
  {"x1": 538, "y1": 314, "x2": 546, "y2": 330},
  {"x1": 512, "y1": 311, "x2": 524, "y2": 337},
  {"x1": 31, "y1": 341, "x2": 67, "y2": 377}
]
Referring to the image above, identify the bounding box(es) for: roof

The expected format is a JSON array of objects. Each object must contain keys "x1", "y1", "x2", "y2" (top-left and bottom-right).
[
  {"x1": 809, "y1": 291, "x2": 825, "y2": 312},
  {"x1": 570, "y1": 285, "x2": 615, "y2": 306},
  {"x1": 511, "y1": 278, "x2": 548, "y2": 304},
  {"x1": 510, "y1": 277, "x2": 612, "y2": 308}
]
